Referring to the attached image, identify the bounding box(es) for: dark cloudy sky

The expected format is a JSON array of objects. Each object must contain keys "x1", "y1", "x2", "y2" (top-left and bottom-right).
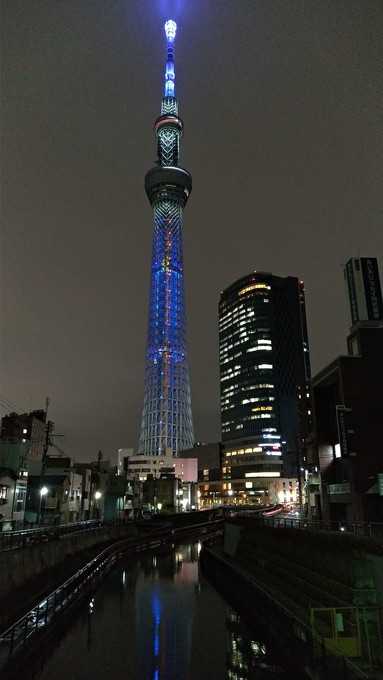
[{"x1": 1, "y1": 0, "x2": 382, "y2": 462}]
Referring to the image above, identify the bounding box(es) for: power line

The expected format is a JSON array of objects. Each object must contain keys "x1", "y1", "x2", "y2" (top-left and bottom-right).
[{"x1": 0, "y1": 394, "x2": 25, "y2": 412}]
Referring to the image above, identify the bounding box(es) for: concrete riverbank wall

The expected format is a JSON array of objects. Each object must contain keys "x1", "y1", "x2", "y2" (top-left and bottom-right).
[
  {"x1": 215, "y1": 520, "x2": 383, "y2": 672},
  {"x1": 224, "y1": 520, "x2": 383, "y2": 608},
  {"x1": 0, "y1": 510, "x2": 223, "y2": 631},
  {"x1": 0, "y1": 524, "x2": 137, "y2": 611}
]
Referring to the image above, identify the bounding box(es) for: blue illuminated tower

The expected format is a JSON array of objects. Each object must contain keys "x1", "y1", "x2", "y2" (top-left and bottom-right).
[{"x1": 139, "y1": 20, "x2": 194, "y2": 456}]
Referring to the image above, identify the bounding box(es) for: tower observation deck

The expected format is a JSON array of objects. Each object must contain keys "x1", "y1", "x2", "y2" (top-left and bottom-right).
[{"x1": 138, "y1": 20, "x2": 194, "y2": 456}]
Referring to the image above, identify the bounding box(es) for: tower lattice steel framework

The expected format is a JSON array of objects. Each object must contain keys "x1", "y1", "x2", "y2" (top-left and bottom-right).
[{"x1": 138, "y1": 20, "x2": 194, "y2": 456}]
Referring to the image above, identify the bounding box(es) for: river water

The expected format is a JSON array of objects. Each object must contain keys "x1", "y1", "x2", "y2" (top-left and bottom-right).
[{"x1": 26, "y1": 541, "x2": 293, "y2": 680}]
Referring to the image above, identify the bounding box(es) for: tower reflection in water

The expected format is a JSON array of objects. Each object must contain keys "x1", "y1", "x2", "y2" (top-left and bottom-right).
[
  {"x1": 135, "y1": 543, "x2": 199, "y2": 679},
  {"x1": 20, "y1": 541, "x2": 289, "y2": 680},
  {"x1": 133, "y1": 543, "x2": 281, "y2": 680}
]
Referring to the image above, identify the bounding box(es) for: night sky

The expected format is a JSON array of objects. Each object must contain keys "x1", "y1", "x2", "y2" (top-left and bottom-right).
[{"x1": 2, "y1": 1, "x2": 382, "y2": 462}]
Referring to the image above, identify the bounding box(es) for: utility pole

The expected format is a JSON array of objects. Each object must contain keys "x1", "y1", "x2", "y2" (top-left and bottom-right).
[{"x1": 37, "y1": 397, "x2": 52, "y2": 525}]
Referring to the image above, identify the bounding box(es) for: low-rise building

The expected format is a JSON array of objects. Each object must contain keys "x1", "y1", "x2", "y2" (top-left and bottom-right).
[
  {"x1": 180, "y1": 481, "x2": 198, "y2": 511},
  {"x1": 0, "y1": 442, "x2": 29, "y2": 529},
  {"x1": 26, "y1": 455, "x2": 86, "y2": 524},
  {"x1": 1, "y1": 409, "x2": 47, "y2": 476},
  {"x1": 75, "y1": 465, "x2": 92, "y2": 519},
  {"x1": 103, "y1": 474, "x2": 137, "y2": 521},
  {"x1": 180, "y1": 442, "x2": 223, "y2": 507},
  {"x1": 268, "y1": 477, "x2": 300, "y2": 506},
  {"x1": 78, "y1": 454, "x2": 141, "y2": 521},
  {"x1": 143, "y1": 475, "x2": 182, "y2": 513},
  {"x1": 222, "y1": 439, "x2": 284, "y2": 506},
  {"x1": 121, "y1": 450, "x2": 198, "y2": 513},
  {"x1": 123, "y1": 452, "x2": 175, "y2": 481},
  {"x1": 26, "y1": 474, "x2": 70, "y2": 525}
]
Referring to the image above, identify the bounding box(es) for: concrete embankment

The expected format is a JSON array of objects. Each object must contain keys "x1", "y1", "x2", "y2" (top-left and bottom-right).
[
  {"x1": 0, "y1": 520, "x2": 223, "y2": 680},
  {"x1": 201, "y1": 520, "x2": 383, "y2": 677},
  {"x1": 0, "y1": 524, "x2": 137, "y2": 629},
  {"x1": 223, "y1": 519, "x2": 383, "y2": 609}
]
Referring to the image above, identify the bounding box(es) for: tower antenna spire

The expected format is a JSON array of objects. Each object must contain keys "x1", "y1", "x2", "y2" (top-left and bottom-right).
[{"x1": 164, "y1": 19, "x2": 177, "y2": 98}]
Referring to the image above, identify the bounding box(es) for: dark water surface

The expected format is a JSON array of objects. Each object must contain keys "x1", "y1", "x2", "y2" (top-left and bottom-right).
[{"x1": 27, "y1": 542, "x2": 291, "y2": 680}]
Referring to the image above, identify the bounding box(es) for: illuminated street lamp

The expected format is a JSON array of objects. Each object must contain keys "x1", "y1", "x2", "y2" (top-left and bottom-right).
[
  {"x1": 93, "y1": 490, "x2": 102, "y2": 520},
  {"x1": 38, "y1": 486, "x2": 49, "y2": 525},
  {"x1": 157, "y1": 502, "x2": 162, "y2": 512}
]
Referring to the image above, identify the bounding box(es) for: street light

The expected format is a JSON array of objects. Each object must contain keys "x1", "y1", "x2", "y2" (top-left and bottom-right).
[
  {"x1": 93, "y1": 490, "x2": 102, "y2": 520},
  {"x1": 157, "y1": 502, "x2": 162, "y2": 512},
  {"x1": 39, "y1": 486, "x2": 49, "y2": 526}
]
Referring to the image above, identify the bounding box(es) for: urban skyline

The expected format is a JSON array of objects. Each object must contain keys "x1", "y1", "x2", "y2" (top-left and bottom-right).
[
  {"x1": 2, "y1": 0, "x2": 382, "y2": 462},
  {"x1": 1, "y1": 5, "x2": 383, "y2": 676}
]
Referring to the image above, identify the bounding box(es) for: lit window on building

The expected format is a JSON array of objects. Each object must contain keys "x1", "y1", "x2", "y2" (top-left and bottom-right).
[
  {"x1": 238, "y1": 283, "x2": 271, "y2": 295},
  {"x1": 245, "y1": 472, "x2": 280, "y2": 478},
  {"x1": 334, "y1": 443, "x2": 341, "y2": 458},
  {"x1": 0, "y1": 486, "x2": 9, "y2": 501}
]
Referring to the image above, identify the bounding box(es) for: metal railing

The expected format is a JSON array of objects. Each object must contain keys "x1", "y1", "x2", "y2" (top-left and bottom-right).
[
  {"x1": 0, "y1": 536, "x2": 126, "y2": 670},
  {"x1": 259, "y1": 516, "x2": 383, "y2": 541},
  {"x1": 0, "y1": 512, "x2": 225, "y2": 552},
  {"x1": 0, "y1": 519, "x2": 133, "y2": 552},
  {"x1": 202, "y1": 546, "x2": 377, "y2": 680},
  {"x1": 0, "y1": 520, "x2": 223, "y2": 672}
]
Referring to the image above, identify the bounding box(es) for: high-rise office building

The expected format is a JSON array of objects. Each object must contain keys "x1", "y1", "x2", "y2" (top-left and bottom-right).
[
  {"x1": 219, "y1": 272, "x2": 311, "y2": 503},
  {"x1": 138, "y1": 21, "x2": 194, "y2": 456},
  {"x1": 344, "y1": 258, "x2": 383, "y2": 327}
]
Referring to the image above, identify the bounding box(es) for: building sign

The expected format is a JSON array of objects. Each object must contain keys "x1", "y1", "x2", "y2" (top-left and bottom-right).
[
  {"x1": 378, "y1": 474, "x2": 383, "y2": 497},
  {"x1": 361, "y1": 258, "x2": 383, "y2": 321},
  {"x1": 345, "y1": 260, "x2": 359, "y2": 325},
  {"x1": 336, "y1": 405, "x2": 354, "y2": 458},
  {"x1": 328, "y1": 482, "x2": 351, "y2": 495}
]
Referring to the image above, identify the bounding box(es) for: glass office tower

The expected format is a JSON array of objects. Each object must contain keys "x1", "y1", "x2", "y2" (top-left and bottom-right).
[{"x1": 219, "y1": 272, "x2": 311, "y2": 502}]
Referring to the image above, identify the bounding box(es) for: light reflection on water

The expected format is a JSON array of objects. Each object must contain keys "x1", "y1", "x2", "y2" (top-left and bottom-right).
[{"x1": 27, "y1": 541, "x2": 288, "y2": 680}]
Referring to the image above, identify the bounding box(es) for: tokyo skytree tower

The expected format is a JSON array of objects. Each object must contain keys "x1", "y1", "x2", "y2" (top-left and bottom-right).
[{"x1": 138, "y1": 20, "x2": 194, "y2": 456}]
